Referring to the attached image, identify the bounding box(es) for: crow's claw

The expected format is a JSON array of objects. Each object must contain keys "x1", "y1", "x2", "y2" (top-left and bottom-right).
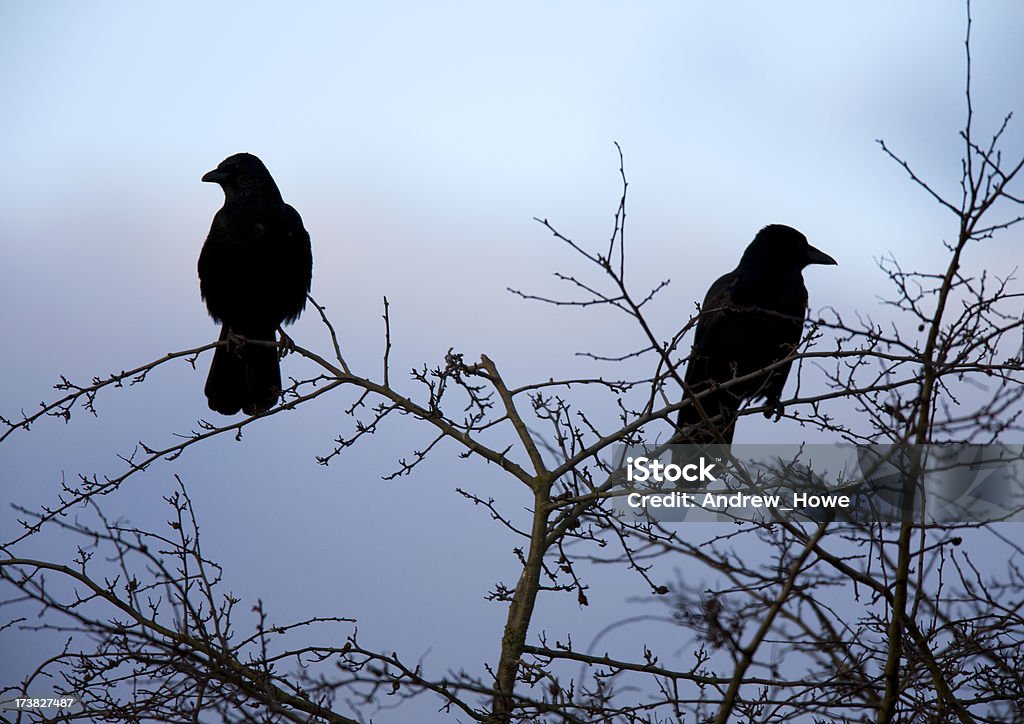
[
  {"x1": 225, "y1": 330, "x2": 247, "y2": 355},
  {"x1": 763, "y1": 399, "x2": 785, "y2": 422},
  {"x1": 278, "y1": 327, "x2": 296, "y2": 359}
]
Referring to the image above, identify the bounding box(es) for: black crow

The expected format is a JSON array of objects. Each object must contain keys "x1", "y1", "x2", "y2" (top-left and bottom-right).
[
  {"x1": 198, "y1": 153, "x2": 313, "y2": 415},
  {"x1": 675, "y1": 224, "x2": 836, "y2": 445}
]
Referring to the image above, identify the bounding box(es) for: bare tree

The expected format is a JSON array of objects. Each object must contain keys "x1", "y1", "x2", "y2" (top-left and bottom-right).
[{"x1": 3, "y1": 3, "x2": 1023, "y2": 722}]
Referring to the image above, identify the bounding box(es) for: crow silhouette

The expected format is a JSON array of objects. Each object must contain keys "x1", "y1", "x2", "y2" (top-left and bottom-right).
[
  {"x1": 675, "y1": 224, "x2": 836, "y2": 446},
  {"x1": 198, "y1": 153, "x2": 313, "y2": 415}
]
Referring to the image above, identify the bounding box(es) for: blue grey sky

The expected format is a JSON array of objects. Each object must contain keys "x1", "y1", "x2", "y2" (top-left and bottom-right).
[{"x1": 2, "y1": 2, "x2": 1024, "y2": 720}]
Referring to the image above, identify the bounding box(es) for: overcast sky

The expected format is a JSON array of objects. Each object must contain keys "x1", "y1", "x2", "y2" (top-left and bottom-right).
[{"x1": 2, "y1": 2, "x2": 1024, "y2": 720}]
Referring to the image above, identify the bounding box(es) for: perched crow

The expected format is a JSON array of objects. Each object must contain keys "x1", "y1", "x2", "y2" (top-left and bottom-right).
[
  {"x1": 675, "y1": 225, "x2": 836, "y2": 445},
  {"x1": 198, "y1": 153, "x2": 313, "y2": 415}
]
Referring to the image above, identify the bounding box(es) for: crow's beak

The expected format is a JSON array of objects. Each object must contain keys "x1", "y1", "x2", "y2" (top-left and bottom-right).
[
  {"x1": 805, "y1": 244, "x2": 838, "y2": 266},
  {"x1": 202, "y1": 168, "x2": 226, "y2": 183}
]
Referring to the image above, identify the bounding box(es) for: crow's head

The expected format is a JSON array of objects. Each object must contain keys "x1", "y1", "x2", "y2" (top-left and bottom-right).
[
  {"x1": 202, "y1": 153, "x2": 281, "y2": 201},
  {"x1": 740, "y1": 224, "x2": 837, "y2": 273}
]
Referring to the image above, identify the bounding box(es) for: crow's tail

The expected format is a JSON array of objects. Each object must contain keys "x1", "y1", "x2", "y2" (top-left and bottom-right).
[
  {"x1": 205, "y1": 325, "x2": 281, "y2": 416},
  {"x1": 670, "y1": 389, "x2": 737, "y2": 477},
  {"x1": 674, "y1": 387, "x2": 738, "y2": 447}
]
